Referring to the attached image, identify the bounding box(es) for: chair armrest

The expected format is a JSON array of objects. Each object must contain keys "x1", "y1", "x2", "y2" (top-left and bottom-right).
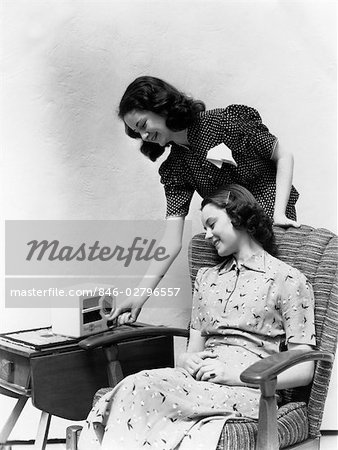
[
  {"x1": 240, "y1": 349, "x2": 333, "y2": 385},
  {"x1": 78, "y1": 323, "x2": 189, "y2": 350},
  {"x1": 66, "y1": 425, "x2": 83, "y2": 450},
  {"x1": 241, "y1": 350, "x2": 333, "y2": 450}
]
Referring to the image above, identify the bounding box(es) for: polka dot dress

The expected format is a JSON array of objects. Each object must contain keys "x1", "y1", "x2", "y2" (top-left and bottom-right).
[{"x1": 158, "y1": 105, "x2": 299, "y2": 218}]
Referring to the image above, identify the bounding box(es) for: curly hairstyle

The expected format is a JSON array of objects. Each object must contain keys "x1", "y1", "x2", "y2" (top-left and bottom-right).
[
  {"x1": 118, "y1": 76, "x2": 205, "y2": 161},
  {"x1": 201, "y1": 184, "x2": 277, "y2": 255}
]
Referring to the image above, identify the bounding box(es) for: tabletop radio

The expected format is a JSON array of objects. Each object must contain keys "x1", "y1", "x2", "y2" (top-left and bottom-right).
[{"x1": 51, "y1": 285, "x2": 116, "y2": 338}]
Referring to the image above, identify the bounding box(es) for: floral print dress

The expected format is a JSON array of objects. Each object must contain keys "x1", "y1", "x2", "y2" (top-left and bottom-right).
[{"x1": 78, "y1": 251, "x2": 315, "y2": 450}]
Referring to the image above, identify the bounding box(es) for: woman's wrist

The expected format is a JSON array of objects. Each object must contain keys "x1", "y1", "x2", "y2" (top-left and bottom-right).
[{"x1": 176, "y1": 352, "x2": 188, "y2": 368}]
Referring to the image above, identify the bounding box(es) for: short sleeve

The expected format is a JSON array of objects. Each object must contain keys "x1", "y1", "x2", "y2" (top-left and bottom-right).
[
  {"x1": 159, "y1": 151, "x2": 194, "y2": 218},
  {"x1": 278, "y1": 270, "x2": 316, "y2": 347},
  {"x1": 222, "y1": 104, "x2": 278, "y2": 160},
  {"x1": 190, "y1": 267, "x2": 207, "y2": 331}
]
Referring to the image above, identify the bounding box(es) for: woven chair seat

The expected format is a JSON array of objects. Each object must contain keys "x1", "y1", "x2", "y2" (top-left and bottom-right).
[{"x1": 216, "y1": 402, "x2": 308, "y2": 449}]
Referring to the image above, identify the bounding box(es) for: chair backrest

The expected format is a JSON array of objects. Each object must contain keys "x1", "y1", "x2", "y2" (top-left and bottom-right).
[{"x1": 188, "y1": 225, "x2": 338, "y2": 437}]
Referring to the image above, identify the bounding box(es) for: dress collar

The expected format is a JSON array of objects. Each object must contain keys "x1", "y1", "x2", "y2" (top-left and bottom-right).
[{"x1": 217, "y1": 250, "x2": 267, "y2": 274}]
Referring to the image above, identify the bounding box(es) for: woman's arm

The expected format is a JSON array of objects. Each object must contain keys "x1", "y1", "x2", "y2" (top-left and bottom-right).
[
  {"x1": 186, "y1": 327, "x2": 207, "y2": 353},
  {"x1": 271, "y1": 143, "x2": 300, "y2": 228},
  {"x1": 195, "y1": 343, "x2": 315, "y2": 387},
  {"x1": 110, "y1": 216, "x2": 185, "y2": 324},
  {"x1": 276, "y1": 343, "x2": 315, "y2": 389},
  {"x1": 177, "y1": 328, "x2": 215, "y2": 376}
]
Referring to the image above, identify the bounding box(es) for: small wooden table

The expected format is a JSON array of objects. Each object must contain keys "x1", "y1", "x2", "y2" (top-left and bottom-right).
[{"x1": 0, "y1": 326, "x2": 174, "y2": 449}]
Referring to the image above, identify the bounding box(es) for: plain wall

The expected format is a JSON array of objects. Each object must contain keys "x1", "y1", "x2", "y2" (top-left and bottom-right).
[{"x1": 1, "y1": 0, "x2": 336, "y2": 439}]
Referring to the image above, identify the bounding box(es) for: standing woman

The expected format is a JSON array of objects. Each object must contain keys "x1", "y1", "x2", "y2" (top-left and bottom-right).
[{"x1": 111, "y1": 76, "x2": 300, "y2": 323}]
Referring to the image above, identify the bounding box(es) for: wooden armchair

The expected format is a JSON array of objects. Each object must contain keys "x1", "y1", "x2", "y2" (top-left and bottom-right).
[{"x1": 67, "y1": 225, "x2": 337, "y2": 450}]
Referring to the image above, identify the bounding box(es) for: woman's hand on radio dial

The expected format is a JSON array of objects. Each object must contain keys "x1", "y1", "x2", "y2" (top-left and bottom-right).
[{"x1": 109, "y1": 297, "x2": 143, "y2": 325}]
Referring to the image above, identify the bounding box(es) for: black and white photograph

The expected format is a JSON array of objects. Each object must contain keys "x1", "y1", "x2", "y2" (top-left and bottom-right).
[{"x1": 1, "y1": 1, "x2": 337, "y2": 449}]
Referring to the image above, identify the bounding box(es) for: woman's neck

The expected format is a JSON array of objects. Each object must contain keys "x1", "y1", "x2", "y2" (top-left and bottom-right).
[
  {"x1": 233, "y1": 238, "x2": 263, "y2": 267},
  {"x1": 171, "y1": 128, "x2": 189, "y2": 146}
]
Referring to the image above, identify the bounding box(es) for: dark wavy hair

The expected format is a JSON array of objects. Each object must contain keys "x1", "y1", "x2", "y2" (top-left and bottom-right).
[
  {"x1": 201, "y1": 184, "x2": 277, "y2": 255},
  {"x1": 118, "y1": 76, "x2": 205, "y2": 161}
]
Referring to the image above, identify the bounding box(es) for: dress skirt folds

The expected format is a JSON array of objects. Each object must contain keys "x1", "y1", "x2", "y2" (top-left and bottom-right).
[{"x1": 78, "y1": 359, "x2": 261, "y2": 450}]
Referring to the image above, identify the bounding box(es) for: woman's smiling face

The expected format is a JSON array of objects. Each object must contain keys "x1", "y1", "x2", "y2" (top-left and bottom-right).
[
  {"x1": 123, "y1": 110, "x2": 172, "y2": 147},
  {"x1": 201, "y1": 203, "x2": 241, "y2": 257}
]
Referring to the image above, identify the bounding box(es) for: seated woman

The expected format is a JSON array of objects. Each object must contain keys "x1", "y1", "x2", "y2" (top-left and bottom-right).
[{"x1": 79, "y1": 184, "x2": 315, "y2": 450}]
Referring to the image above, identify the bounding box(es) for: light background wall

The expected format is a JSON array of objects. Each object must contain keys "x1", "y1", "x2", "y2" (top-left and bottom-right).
[{"x1": 1, "y1": 0, "x2": 336, "y2": 439}]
